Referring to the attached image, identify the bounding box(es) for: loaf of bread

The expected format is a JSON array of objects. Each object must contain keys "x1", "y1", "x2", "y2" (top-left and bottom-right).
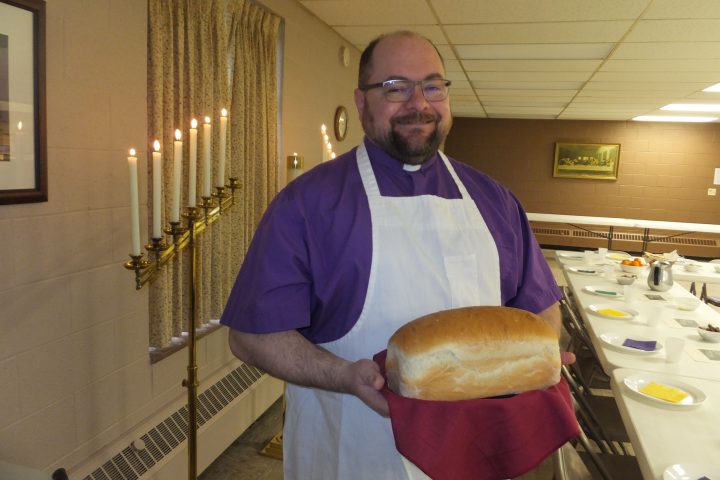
[{"x1": 385, "y1": 306, "x2": 560, "y2": 401}]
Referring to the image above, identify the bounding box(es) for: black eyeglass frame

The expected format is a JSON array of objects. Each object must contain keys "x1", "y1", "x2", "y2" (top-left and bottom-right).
[{"x1": 358, "y1": 78, "x2": 452, "y2": 102}]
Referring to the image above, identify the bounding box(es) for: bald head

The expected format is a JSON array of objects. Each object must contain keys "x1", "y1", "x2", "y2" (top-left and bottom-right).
[{"x1": 358, "y1": 31, "x2": 444, "y2": 87}]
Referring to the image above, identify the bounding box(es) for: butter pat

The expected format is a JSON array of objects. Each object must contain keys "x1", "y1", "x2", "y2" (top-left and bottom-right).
[
  {"x1": 639, "y1": 382, "x2": 689, "y2": 403},
  {"x1": 598, "y1": 308, "x2": 627, "y2": 317}
]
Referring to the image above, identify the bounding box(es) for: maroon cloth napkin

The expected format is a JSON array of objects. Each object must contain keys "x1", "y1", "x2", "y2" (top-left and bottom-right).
[
  {"x1": 622, "y1": 338, "x2": 657, "y2": 351},
  {"x1": 373, "y1": 350, "x2": 579, "y2": 480}
]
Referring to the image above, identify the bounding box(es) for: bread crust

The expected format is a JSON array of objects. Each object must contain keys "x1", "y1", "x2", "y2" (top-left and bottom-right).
[{"x1": 385, "y1": 306, "x2": 560, "y2": 400}]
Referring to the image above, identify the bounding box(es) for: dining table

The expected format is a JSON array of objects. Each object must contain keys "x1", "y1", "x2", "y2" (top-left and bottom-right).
[{"x1": 555, "y1": 249, "x2": 720, "y2": 480}]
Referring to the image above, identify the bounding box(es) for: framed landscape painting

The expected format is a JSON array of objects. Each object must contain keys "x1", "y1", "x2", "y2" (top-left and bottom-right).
[{"x1": 553, "y1": 142, "x2": 620, "y2": 180}]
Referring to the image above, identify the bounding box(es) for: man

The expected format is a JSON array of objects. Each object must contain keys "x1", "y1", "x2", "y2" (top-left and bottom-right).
[{"x1": 221, "y1": 31, "x2": 566, "y2": 479}]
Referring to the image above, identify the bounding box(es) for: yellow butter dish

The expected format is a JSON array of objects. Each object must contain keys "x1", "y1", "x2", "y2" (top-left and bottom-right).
[{"x1": 639, "y1": 382, "x2": 689, "y2": 403}]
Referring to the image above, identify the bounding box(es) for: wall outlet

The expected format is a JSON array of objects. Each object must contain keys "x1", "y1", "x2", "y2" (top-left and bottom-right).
[{"x1": 709, "y1": 188, "x2": 717, "y2": 196}]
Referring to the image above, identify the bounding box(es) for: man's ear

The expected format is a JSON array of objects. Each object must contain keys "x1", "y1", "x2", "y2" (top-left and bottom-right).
[{"x1": 354, "y1": 88, "x2": 365, "y2": 118}]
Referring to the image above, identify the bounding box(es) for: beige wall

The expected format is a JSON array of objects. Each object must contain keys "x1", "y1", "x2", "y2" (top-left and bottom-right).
[
  {"x1": 0, "y1": 0, "x2": 362, "y2": 474},
  {"x1": 445, "y1": 118, "x2": 720, "y2": 224}
]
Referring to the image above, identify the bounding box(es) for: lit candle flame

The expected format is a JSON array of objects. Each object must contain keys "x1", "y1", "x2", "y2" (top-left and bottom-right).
[
  {"x1": 153, "y1": 140, "x2": 161, "y2": 152},
  {"x1": 331, "y1": 152, "x2": 336, "y2": 159},
  {"x1": 221, "y1": 108, "x2": 228, "y2": 117},
  {"x1": 321, "y1": 124, "x2": 326, "y2": 134},
  {"x1": 204, "y1": 116, "x2": 211, "y2": 124},
  {"x1": 17, "y1": 121, "x2": 22, "y2": 131},
  {"x1": 324, "y1": 134, "x2": 329, "y2": 143},
  {"x1": 327, "y1": 143, "x2": 332, "y2": 151},
  {"x1": 129, "y1": 148, "x2": 136, "y2": 156},
  {"x1": 191, "y1": 118, "x2": 198, "y2": 129},
  {"x1": 175, "y1": 129, "x2": 182, "y2": 141}
]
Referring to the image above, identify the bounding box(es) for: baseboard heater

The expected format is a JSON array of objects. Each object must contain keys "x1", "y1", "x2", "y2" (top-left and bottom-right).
[
  {"x1": 531, "y1": 223, "x2": 720, "y2": 259},
  {"x1": 71, "y1": 363, "x2": 283, "y2": 480}
]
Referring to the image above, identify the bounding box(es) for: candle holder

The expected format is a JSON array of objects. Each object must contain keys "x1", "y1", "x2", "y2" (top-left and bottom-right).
[
  {"x1": 228, "y1": 177, "x2": 240, "y2": 194},
  {"x1": 146, "y1": 237, "x2": 170, "y2": 265},
  {"x1": 124, "y1": 254, "x2": 151, "y2": 290},
  {"x1": 199, "y1": 196, "x2": 214, "y2": 222},
  {"x1": 212, "y1": 186, "x2": 229, "y2": 212},
  {"x1": 165, "y1": 221, "x2": 188, "y2": 246}
]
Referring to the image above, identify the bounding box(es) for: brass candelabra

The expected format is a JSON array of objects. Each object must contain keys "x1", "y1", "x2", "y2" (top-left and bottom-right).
[{"x1": 124, "y1": 177, "x2": 240, "y2": 479}]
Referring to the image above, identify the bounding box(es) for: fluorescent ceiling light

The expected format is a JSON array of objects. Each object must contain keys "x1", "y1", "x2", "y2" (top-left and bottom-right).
[
  {"x1": 703, "y1": 83, "x2": 720, "y2": 92},
  {"x1": 661, "y1": 104, "x2": 720, "y2": 112},
  {"x1": 632, "y1": 115, "x2": 718, "y2": 123}
]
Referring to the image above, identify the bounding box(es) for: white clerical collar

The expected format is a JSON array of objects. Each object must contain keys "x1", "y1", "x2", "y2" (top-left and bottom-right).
[{"x1": 402, "y1": 163, "x2": 422, "y2": 172}]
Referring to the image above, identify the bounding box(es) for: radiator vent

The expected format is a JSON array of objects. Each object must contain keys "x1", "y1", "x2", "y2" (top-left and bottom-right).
[
  {"x1": 533, "y1": 227, "x2": 571, "y2": 236},
  {"x1": 570, "y1": 229, "x2": 717, "y2": 246},
  {"x1": 81, "y1": 364, "x2": 265, "y2": 480}
]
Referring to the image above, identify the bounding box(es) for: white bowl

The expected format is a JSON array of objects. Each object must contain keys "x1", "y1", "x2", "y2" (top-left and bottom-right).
[
  {"x1": 616, "y1": 274, "x2": 636, "y2": 285},
  {"x1": 673, "y1": 297, "x2": 701, "y2": 311},
  {"x1": 684, "y1": 263, "x2": 702, "y2": 272},
  {"x1": 620, "y1": 263, "x2": 646, "y2": 275},
  {"x1": 698, "y1": 326, "x2": 720, "y2": 343}
]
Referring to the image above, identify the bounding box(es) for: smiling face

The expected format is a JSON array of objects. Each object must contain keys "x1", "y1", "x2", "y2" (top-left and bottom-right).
[{"x1": 354, "y1": 34, "x2": 452, "y2": 165}]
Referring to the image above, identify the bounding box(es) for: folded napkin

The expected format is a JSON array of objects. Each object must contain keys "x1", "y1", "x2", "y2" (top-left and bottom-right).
[
  {"x1": 639, "y1": 382, "x2": 688, "y2": 403},
  {"x1": 622, "y1": 338, "x2": 657, "y2": 351},
  {"x1": 373, "y1": 350, "x2": 579, "y2": 480}
]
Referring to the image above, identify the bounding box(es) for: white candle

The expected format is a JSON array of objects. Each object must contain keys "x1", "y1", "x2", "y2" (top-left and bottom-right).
[
  {"x1": 321, "y1": 125, "x2": 328, "y2": 162},
  {"x1": 202, "y1": 117, "x2": 212, "y2": 198},
  {"x1": 152, "y1": 140, "x2": 162, "y2": 239},
  {"x1": 216, "y1": 108, "x2": 228, "y2": 188},
  {"x1": 188, "y1": 119, "x2": 198, "y2": 206},
  {"x1": 127, "y1": 148, "x2": 141, "y2": 256},
  {"x1": 171, "y1": 129, "x2": 183, "y2": 222}
]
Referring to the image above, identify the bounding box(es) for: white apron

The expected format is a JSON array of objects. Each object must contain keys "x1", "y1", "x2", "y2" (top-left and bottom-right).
[{"x1": 284, "y1": 143, "x2": 502, "y2": 479}]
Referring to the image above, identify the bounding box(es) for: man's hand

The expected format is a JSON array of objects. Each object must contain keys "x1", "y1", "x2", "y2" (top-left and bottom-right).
[
  {"x1": 560, "y1": 350, "x2": 576, "y2": 365},
  {"x1": 340, "y1": 359, "x2": 390, "y2": 417}
]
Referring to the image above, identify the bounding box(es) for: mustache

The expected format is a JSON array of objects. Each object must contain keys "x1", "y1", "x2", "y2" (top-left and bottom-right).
[{"x1": 391, "y1": 112, "x2": 439, "y2": 125}]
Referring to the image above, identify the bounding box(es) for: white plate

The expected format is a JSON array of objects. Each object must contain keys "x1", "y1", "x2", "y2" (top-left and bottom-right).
[
  {"x1": 567, "y1": 266, "x2": 600, "y2": 276},
  {"x1": 587, "y1": 303, "x2": 638, "y2": 320},
  {"x1": 599, "y1": 332, "x2": 663, "y2": 355},
  {"x1": 663, "y1": 463, "x2": 720, "y2": 480},
  {"x1": 583, "y1": 285, "x2": 624, "y2": 299},
  {"x1": 624, "y1": 374, "x2": 706, "y2": 408},
  {"x1": 558, "y1": 252, "x2": 585, "y2": 261}
]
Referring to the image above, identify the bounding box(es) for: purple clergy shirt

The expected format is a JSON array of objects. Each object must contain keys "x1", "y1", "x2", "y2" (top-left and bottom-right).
[{"x1": 220, "y1": 138, "x2": 561, "y2": 343}]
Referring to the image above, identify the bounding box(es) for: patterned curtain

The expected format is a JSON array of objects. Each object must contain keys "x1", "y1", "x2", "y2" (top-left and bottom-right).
[{"x1": 147, "y1": 0, "x2": 280, "y2": 350}]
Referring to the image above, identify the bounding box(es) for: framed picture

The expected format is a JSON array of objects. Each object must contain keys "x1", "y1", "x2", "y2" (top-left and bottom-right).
[
  {"x1": 0, "y1": 0, "x2": 47, "y2": 204},
  {"x1": 553, "y1": 142, "x2": 620, "y2": 180}
]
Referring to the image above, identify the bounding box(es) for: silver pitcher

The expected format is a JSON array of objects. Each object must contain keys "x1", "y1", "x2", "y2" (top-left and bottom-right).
[{"x1": 647, "y1": 260, "x2": 673, "y2": 292}]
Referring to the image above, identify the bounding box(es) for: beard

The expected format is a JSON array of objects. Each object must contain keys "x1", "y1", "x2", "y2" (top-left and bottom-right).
[{"x1": 363, "y1": 110, "x2": 450, "y2": 166}]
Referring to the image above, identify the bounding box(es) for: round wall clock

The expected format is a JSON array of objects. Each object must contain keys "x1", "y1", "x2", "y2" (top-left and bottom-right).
[{"x1": 334, "y1": 106, "x2": 348, "y2": 142}]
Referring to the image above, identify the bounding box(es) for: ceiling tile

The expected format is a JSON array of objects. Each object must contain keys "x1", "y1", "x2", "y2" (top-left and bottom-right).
[
  {"x1": 644, "y1": 0, "x2": 720, "y2": 19},
  {"x1": 625, "y1": 19, "x2": 720, "y2": 42},
  {"x1": 332, "y1": 25, "x2": 447, "y2": 46},
  {"x1": 474, "y1": 89, "x2": 578, "y2": 98},
  {"x1": 445, "y1": 21, "x2": 632, "y2": 44},
  {"x1": 299, "y1": 0, "x2": 436, "y2": 25},
  {"x1": 456, "y1": 43, "x2": 614, "y2": 60},
  {"x1": 601, "y1": 59, "x2": 720, "y2": 71},
  {"x1": 592, "y1": 71, "x2": 720, "y2": 83},
  {"x1": 611, "y1": 42, "x2": 720, "y2": 59},
  {"x1": 430, "y1": 0, "x2": 651, "y2": 23},
  {"x1": 467, "y1": 71, "x2": 591, "y2": 82},
  {"x1": 472, "y1": 80, "x2": 585, "y2": 90},
  {"x1": 462, "y1": 59, "x2": 602, "y2": 72}
]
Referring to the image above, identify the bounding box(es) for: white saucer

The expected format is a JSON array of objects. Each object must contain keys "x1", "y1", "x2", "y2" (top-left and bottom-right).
[
  {"x1": 587, "y1": 303, "x2": 638, "y2": 320},
  {"x1": 624, "y1": 374, "x2": 706, "y2": 408},
  {"x1": 599, "y1": 332, "x2": 662, "y2": 355},
  {"x1": 663, "y1": 463, "x2": 720, "y2": 479},
  {"x1": 583, "y1": 285, "x2": 624, "y2": 299},
  {"x1": 567, "y1": 266, "x2": 600, "y2": 276}
]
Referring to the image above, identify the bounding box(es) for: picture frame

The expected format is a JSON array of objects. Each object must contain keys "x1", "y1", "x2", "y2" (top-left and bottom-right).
[
  {"x1": 0, "y1": 0, "x2": 47, "y2": 204},
  {"x1": 553, "y1": 142, "x2": 620, "y2": 180}
]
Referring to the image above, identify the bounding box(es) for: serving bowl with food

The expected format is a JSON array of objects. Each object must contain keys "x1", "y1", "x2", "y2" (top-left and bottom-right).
[
  {"x1": 620, "y1": 257, "x2": 647, "y2": 275},
  {"x1": 698, "y1": 324, "x2": 720, "y2": 343}
]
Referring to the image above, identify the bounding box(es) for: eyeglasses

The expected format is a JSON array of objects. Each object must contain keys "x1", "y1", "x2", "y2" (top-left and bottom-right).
[{"x1": 359, "y1": 78, "x2": 452, "y2": 102}]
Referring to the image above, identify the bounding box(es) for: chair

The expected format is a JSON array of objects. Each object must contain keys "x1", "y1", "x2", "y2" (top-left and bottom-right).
[
  {"x1": 689, "y1": 259, "x2": 720, "y2": 306},
  {"x1": 560, "y1": 287, "x2": 610, "y2": 390}
]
